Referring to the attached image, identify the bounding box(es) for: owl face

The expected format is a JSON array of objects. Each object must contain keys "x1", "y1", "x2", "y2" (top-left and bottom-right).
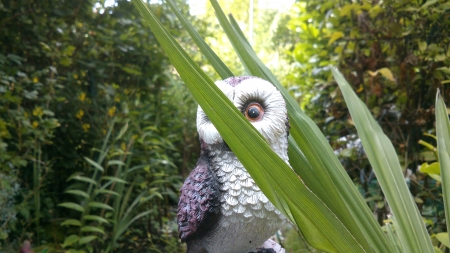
[{"x1": 197, "y1": 76, "x2": 288, "y2": 149}]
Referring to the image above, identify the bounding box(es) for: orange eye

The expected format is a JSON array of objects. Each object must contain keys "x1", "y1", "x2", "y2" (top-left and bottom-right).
[{"x1": 244, "y1": 103, "x2": 264, "y2": 122}]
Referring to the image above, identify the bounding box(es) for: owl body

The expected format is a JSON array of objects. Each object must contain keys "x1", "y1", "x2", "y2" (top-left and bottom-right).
[{"x1": 177, "y1": 77, "x2": 289, "y2": 253}]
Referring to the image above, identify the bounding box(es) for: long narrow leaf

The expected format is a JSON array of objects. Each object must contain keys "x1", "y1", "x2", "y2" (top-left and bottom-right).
[
  {"x1": 435, "y1": 91, "x2": 450, "y2": 244},
  {"x1": 332, "y1": 66, "x2": 434, "y2": 253},
  {"x1": 210, "y1": 1, "x2": 391, "y2": 252},
  {"x1": 132, "y1": 1, "x2": 365, "y2": 252}
]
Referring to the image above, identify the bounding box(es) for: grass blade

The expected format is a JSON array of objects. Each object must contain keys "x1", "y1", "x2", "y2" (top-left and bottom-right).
[
  {"x1": 332, "y1": 66, "x2": 434, "y2": 253},
  {"x1": 210, "y1": 1, "x2": 391, "y2": 251},
  {"x1": 435, "y1": 91, "x2": 450, "y2": 244},
  {"x1": 132, "y1": 0, "x2": 366, "y2": 251}
]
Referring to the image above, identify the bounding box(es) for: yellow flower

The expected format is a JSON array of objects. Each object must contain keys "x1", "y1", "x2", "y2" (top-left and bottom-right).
[
  {"x1": 82, "y1": 123, "x2": 90, "y2": 132},
  {"x1": 32, "y1": 121, "x2": 39, "y2": 128},
  {"x1": 75, "y1": 109, "x2": 84, "y2": 120},
  {"x1": 33, "y1": 77, "x2": 39, "y2": 83},
  {"x1": 108, "y1": 106, "x2": 116, "y2": 117},
  {"x1": 32, "y1": 107, "x2": 44, "y2": 117},
  {"x1": 79, "y1": 92, "x2": 86, "y2": 102}
]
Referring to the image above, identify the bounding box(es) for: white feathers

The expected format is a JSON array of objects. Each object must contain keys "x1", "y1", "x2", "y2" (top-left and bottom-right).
[
  {"x1": 196, "y1": 77, "x2": 289, "y2": 253},
  {"x1": 196, "y1": 80, "x2": 234, "y2": 145},
  {"x1": 197, "y1": 77, "x2": 288, "y2": 150},
  {"x1": 234, "y1": 78, "x2": 287, "y2": 143}
]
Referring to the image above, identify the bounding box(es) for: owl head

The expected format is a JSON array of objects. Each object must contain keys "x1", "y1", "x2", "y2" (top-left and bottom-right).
[{"x1": 197, "y1": 76, "x2": 289, "y2": 160}]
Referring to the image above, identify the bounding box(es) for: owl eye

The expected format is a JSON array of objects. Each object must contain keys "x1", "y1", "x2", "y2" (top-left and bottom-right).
[{"x1": 244, "y1": 103, "x2": 264, "y2": 122}]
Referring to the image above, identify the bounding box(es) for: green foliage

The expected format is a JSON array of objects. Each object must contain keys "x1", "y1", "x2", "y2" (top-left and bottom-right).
[
  {"x1": 0, "y1": 0, "x2": 196, "y2": 251},
  {"x1": 286, "y1": 0, "x2": 450, "y2": 235},
  {"x1": 132, "y1": 0, "x2": 450, "y2": 252}
]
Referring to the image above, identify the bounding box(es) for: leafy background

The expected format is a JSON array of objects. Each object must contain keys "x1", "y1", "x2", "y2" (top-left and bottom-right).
[{"x1": 1, "y1": 0, "x2": 450, "y2": 252}]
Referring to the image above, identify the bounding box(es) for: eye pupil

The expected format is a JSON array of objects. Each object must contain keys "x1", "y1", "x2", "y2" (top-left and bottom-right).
[
  {"x1": 244, "y1": 103, "x2": 264, "y2": 122},
  {"x1": 248, "y1": 107, "x2": 260, "y2": 118}
]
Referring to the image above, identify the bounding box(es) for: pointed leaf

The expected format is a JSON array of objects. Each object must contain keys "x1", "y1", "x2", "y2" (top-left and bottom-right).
[
  {"x1": 107, "y1": 160, "x2": 126, "y2": 167},
  {"x1": 101, "y1": 176, "x2": 128, "y2": 184},
  {"x1": 435, "y1": 92, "x2": 450, "y2": 244},
  {"x1": 78, "y1": 235, "x2": 97, "y2": 245},
  {"x1": 115, "y1": 122, "x2": 128, "y2": 140},
  {"x1": 65, "y1": 189, "x2": 89, "y2": 199},
  {"x1": 81, "y1": 226, "x2": 105, "y2": 234},
  {"x1": 88, "y1": 202, "x2": 113, "y2": 210},
  {"x1": 435, "y1": 233, "x2": 450, "y2": 248},
  {"x1": 215, "y1": 3, "x2": 392, "y2": 252},
  {"x1": 95, "y1": 189, "x2": 120, "y2": 197},
  {"x1": 61, "y1": 219, "x2": 82, "y2": 227},
  {"x1": 61, "y1": 234, "x2": 79, "y2": 248},
  {"x1": 332, "y1": 66, "x2": 434, "y2": 253},
  {"x1": 84, "y1": 215, "x2": 110, "y2": 224},
  {"x1": 58, "y1": 202, "x2": 85, "y2": 212},
  {"x1": 84, "y1": 157, "x2": 104, "y2": 172},
  {"x1": 114, "y1": 210, "x2": 151, "y2": 241},
  {"x1": 67, "y1": 175, "x2": 97, "y2": 185},
  {"x1": 419, "y1": 162, "x2": 440, "y2": 175},
  {"x1": 328, "y1": 31, "x2": 344, "y2": 46},
  {"x1": 132, "y1": 1, "x2": 365, "y2": 252}
]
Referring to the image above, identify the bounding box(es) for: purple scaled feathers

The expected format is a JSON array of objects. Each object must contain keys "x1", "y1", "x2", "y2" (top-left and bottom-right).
[{"x1": 177, "y1": 156, "x2": 220, "y2": 242}]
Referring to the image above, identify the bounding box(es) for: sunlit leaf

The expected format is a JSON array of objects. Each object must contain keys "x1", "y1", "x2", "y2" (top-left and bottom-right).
[
  {"x1": 419, "y1": 162, "x2": 440, "y2": 175},
  {"x1": 435, "y1": 233, "x2": 450, "y2": 248},
  {"x1": 328, "y1": 32, "x2": 344, "y2": 46}
]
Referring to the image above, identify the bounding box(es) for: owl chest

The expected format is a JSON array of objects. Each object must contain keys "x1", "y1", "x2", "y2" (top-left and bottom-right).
[
  {"x1": 203, "y1": 152, "x2": 285, "y2": 252},
  {"x1": 210, "y1": 151, "x2": 284, "y2": 225}
]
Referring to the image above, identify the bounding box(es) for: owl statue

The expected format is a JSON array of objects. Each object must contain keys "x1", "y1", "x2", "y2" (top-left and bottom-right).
[{"x1": 177, "y1": 76, "x2": 289, "y2": 253}]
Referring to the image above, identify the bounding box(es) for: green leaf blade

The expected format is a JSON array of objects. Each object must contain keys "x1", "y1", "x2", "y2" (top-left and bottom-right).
[
  {"x1": 60, "y1": 219, "x2": 82, "y2": 227},
  {"x1": 81, "y1": 226, "x2": 105, "y2": 235},
  {"x1": 84, "y1": 215, "x2": 110, "y2": 224},
  {"x1": 84, "y1": 157, "x2": 104, "y2": 172},
  {"x1": 131, "y1": 0, "x2": 366, "y2": 251},
  {"x1": 332, "y1": 66, "x2": 434, "y2": 253},
  {"x1": 58, "y1": 202, "x2": 85, "y2": 213},
  {"x1": 61, "y1": 234, "x2": 79, "y2": 248},
  {"x1": 435, "y1": 92, "x2": 450, "y2": 244},
  {"x1": 212, "y1": 2, "x2": 392, "y2": 252},
  {"x1": 88, "y1": 202, "x2": 113, "y2": 210}
]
